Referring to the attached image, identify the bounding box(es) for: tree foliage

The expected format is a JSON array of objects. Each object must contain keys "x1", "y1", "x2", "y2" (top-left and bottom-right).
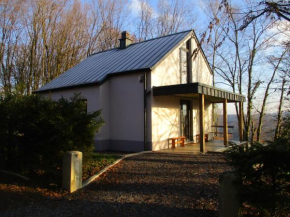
[
  {"x1": 219, "y1": 0, "x2": 290, "y2": 30},
  {"x1": 0, "y1": 0, "x2": 196, "y2": 96},
  {"x1": 0, "y1": 93, "x2": 104, "y2": 174}
]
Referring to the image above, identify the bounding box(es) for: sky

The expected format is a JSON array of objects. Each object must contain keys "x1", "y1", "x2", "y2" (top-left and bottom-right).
[{"x1": 81, "y1": 0, "x2": 290, "y2": 115}]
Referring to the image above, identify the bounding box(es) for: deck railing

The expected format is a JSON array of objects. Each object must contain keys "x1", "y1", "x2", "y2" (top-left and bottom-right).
[{"x1": 210, "y1": 125, "x2": 234, "y2": 140}]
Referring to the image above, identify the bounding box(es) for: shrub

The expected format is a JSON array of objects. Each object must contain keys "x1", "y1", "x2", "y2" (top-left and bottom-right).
[
  {"x1": 226, "y1": 141, "x2": 290, "y2": 216},
  {"x1": 0, "y1": 93, "x2": 104, "y2": 175}
]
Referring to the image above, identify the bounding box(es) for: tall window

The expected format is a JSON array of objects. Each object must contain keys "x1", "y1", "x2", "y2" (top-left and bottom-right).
[{"x1": 180, "y1": 43, "x2": 188, "y2": 84}]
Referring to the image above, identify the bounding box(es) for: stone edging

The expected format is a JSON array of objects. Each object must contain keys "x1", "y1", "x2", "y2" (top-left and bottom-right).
[
  {"x1": 0, "y1": 169, "x2": 30, "y2": 181},
  {"x1": 82, "y1": 151, "x2": 152, "y2": 188}
]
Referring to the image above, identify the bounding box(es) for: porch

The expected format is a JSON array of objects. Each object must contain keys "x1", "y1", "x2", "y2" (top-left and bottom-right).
[
  {"x1": 157, "y1": 140, "x2": 228, "y2": 154},
  {"x1": 153, "y1": 82, "x2": 246, "y2": 153}
]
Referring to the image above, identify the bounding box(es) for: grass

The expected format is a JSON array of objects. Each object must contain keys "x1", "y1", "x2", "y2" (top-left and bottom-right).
[{"x1": 82, "y1": 152, "x2": 123, "y2": 181}]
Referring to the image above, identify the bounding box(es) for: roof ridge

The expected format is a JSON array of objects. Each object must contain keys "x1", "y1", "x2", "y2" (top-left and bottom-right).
[
  {"x1": 36, "y1": 30, "x2": 193, "y2": 92},
  {"x1": 131, "y1": 29, "x2": 193, "y2": 45},
  {"x1": 91, "y1": 48, "x2": 118, "y2": 56},
  {"x1": 91, "y1": 30, "x2": 193, "y2": 56}
]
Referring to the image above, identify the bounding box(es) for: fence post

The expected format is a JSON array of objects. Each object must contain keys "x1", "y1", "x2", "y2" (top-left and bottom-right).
[
  {"x1": 219, "y1": 171, "x2": 240, "y2": 217},
  {"x1": 63, "y1": 151, "x2": 82, "y2": 193}
]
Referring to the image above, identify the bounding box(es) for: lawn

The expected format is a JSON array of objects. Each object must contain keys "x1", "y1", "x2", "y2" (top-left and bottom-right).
[{"x1": 82, "y1": 152, "x2": 123, "y2": 181}]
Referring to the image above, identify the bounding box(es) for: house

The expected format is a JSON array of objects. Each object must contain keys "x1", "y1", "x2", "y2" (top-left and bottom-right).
[{"x1": 36, "y1": 30, "x2": 245, "y2": 153}]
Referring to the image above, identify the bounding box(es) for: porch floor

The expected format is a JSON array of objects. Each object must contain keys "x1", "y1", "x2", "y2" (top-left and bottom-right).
[{"x1": 156, "y1": 140, "x2": 230, "y2": 154}]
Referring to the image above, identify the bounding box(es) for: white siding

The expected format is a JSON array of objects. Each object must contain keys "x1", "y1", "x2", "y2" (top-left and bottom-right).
[
  {"x1": 39, "y1": 72, "x2": 145, "y2": 151},
  {"x1": 150, "y1": 36, "x2": 213, "y2": 151},
  {"x1": 109, "y1": 73, "x2": 144, "y2": 142},
  {"x1": 39, "y1": 86, "x2": 101, "y2": 113},
  {"x1": 191, "y1": 38, "x2": 212, "y2": 85}
]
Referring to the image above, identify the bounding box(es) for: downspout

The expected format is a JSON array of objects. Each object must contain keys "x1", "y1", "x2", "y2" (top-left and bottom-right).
[{"x1": 144, "y1": 71, "x2": 147, "y2": 151}]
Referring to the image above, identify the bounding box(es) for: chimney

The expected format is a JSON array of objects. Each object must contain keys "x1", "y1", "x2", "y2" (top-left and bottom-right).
[{"x1": 119, "y1": 31, "x2": 132, "y2": 49}]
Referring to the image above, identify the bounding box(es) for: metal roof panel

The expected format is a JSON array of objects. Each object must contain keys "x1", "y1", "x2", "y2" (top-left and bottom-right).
[{"x1": 37, "y1": 30, "x2": 193, "y2": 91}]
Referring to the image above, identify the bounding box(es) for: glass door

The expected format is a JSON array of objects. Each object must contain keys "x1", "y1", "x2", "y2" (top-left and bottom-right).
[{"x1": 180, "y1": 100, "x2": 192, "y2": 141}]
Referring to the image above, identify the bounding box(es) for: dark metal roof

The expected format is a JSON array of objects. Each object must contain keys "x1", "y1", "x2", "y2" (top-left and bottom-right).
[
  {"x1": 153, "y1": 83, "x2": 246, "y2": 102},
  {"x1": 37, "y1": 30, "x2": 193, "y2": 92}
]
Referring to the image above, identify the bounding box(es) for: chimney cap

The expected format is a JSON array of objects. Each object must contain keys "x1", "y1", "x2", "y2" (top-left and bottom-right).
[
  {"x1": 121, "y1": 31, "x2": 131, "y2": 39},
  {"x1": 119, "y1": 30, "x2": 132, "y2": 49}
]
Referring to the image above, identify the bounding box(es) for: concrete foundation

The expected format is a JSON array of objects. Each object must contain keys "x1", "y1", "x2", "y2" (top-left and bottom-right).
[{"x1": 63, "y1": 151, "x2": 82, "y2": 193}]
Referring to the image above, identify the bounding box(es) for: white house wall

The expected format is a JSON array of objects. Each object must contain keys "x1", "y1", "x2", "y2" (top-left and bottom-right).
[
  {"x1": 151, "y1": 96, "x2": 180, "y2": 150},
  {"x1": 191, "y1": 38, "x2": 213, "y2": 85},
  {"x1": 108, "y1": 73, "x2": 144, "y2": 152},
  {"x1": 192, "y1": 100, "x2": 213, "y2": 141},
  {"x1": 150, "y1": 36, "x2": 213, "y2": 151},
  {"x1": 39, "y1": 86, "x2": 101, "y2": 113},
  {"x1": 39, "y1": 86, "x2": 107, "y2": 149},
  {"x1": 40, "y1": 72, "x2": 145, "y2": 152},
  {"x1": 98, "y1": 80, "x2": 111, "y2": 150}
]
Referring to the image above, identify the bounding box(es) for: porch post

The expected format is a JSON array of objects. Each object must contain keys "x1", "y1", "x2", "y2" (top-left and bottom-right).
[
  {"x1": 199, "y1": 94, "x2": 205, "y2": 153},
  {"x1": 223, "y1": 99, "x2": 228, "y2": 146},
  {"x1": 239, "y1": 101, "x2": 243, "y2": 141}
]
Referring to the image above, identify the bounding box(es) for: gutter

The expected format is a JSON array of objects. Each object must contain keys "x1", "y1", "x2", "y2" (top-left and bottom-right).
[{"x1": 34, "y1": 68, "x2": 150, "y2": 94}]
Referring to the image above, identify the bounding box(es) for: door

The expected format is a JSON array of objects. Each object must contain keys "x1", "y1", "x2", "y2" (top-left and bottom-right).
[{"x1": 180, "y1": 100, "x2": 192, "y2": 141}]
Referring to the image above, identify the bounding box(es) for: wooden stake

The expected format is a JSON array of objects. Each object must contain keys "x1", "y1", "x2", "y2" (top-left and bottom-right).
[
  {"x1": 239, "y1": 101, "x2": 243, "y2": 141},
  {"x1": 223, "y1": 99, "x2": 228, "y2": 146}
]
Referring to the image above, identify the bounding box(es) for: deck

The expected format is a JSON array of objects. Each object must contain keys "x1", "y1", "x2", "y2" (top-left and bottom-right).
[{"x1": 156, "y1": 140, "x2": 231, "y2": 154}]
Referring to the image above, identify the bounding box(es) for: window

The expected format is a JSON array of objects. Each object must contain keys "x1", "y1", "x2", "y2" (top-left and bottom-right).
[{"x1": 180, "y1": 43, "x2": 188, "y2": 84}]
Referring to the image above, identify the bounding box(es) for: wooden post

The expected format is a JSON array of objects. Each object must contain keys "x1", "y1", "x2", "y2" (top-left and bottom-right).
[
  {"x1": 223, "y1": 99, "x2": 228, "y2": 146},
  {"x1": 199, "y1": 94, "x2": 205, "y2": 153},
  {"x1": 63, "y1": 151, "x2": 82, "y2": 193},
  {"x1": 239, "y1": 102, "x2": 243, "y2": 141},
  {"x1": 219, "y1": 172, "x2": 240, "y2": 217}
]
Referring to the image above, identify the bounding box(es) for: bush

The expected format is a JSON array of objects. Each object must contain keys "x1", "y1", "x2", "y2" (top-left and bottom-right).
[
  {"x1": 0, "y1": 93, "x2": 104, "y2": 176},
  {"x1": 226, "y1": 142, "x2": 290, "y2": 216}
]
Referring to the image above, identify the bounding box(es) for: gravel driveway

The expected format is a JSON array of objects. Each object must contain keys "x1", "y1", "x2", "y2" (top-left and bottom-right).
[{"x1": 1, "y1": 152, "x2": 232, "y2": 217}]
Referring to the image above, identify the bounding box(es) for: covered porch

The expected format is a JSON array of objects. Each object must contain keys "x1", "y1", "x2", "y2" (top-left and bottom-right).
[
  {"x1": 153, "y1": 82, "x2": 246, "y2": 153},
  {"x1": 157, "y1": 140, "x2": 227, "y2": 154}
]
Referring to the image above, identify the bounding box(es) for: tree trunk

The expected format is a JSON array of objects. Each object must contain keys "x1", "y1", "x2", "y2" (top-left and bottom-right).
[{"x1": 274, "y1": 78, "x2": 286, "y2": 140}]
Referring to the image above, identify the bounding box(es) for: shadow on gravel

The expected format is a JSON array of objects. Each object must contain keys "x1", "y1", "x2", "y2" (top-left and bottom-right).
[
  {"x1": 61, "y1": 200, "x2": 218, "y2": 217},
  {"x1": 125, "y1": 153, "x2": 229, "y2": 166},
  {"x1": 0, "y1": 199, "x2": 218, "y2": 217}
]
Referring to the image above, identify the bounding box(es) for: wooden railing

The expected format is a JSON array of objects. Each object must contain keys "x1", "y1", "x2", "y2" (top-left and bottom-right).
[{"x1": 210, "y1": 125, "x2": 234, "y2": 140}]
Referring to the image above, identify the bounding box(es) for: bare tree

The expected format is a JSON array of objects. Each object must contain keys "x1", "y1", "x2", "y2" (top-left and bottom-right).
[
  {"x1": 96, "y1": 0, "x2": 130, "y2": 51},
  {"x1": 135, "y1": 0, "x2": 154, "y2": 41},
  {"x1": 275, "y1": 48, "x2": 290, "y2": 139},
  {"x1": 157, "y1": 0, "x2": 195, "y2": 36},
  {"x1": 200, "y1": 0, "x2": 228, "y2": 86},
  {"x1": 0, "y1": 0, "x2": 25, "y2": 95},
  {"x1": 256, "y1": 48, "x2": 288, "y2": 142},
  {"x1": 205, "y1": 0, "x2": 285, "y2": 141},
  {"x1": 219, "y1": 0, "x2": 290, "y2": 30}
]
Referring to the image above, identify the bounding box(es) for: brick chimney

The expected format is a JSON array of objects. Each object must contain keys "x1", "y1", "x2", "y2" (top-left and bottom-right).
[{"x1": 119, "y1": 31, "x2": 132, "y2": 49}]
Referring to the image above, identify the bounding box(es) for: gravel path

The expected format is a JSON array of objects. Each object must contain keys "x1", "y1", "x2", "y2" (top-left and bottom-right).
[{"x1": 1, "y1": 152, "x2": 232, "y2": 217}]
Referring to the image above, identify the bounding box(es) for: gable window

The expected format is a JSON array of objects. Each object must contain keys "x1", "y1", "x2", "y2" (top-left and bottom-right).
[{"x1": 180, "y1": 43, "x2": 189, "y2": 84}]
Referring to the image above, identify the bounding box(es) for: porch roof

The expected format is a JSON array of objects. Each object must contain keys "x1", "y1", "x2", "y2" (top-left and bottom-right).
[{"x1": 152, "y1": 82, "x2": 245, "y2": 103}]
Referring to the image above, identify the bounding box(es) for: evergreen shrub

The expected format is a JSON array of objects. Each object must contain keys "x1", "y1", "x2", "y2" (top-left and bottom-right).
[{"x1": 0, "y1": 93, "x2": 104, "y2": 176}]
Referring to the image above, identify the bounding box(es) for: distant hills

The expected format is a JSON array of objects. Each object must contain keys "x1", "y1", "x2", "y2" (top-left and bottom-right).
[{"x1": 216, "y1": 113, "x2": 281, "y2": 142}]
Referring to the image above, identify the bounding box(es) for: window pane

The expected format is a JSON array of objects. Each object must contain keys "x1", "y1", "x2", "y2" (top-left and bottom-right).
[{"x1": 180, "y1": 49, "x2": 187, "y2": 84}]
